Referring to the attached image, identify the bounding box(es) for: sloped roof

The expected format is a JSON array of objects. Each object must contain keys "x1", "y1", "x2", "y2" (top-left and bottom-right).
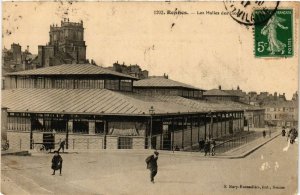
[
  {"x1": 204, "y1": 89, "x2": 234, "y2": 96},
  {"x1": 223, "y1": 90, "x2": 246, "y2": 97},
  {"x1": 24, "y1": 54, "x2": 38, "y2": 61},
  {"x1": 133, "y1": 77, "x2": 203, "y2": 90},
  {"x1": 262, "y1": 100, "x2": 297, "y2": 108},
  {"x1": 211, "y1": 100, "x2": 264, "y2": 111},
  {"x1": 2, "y1": 88, "x2": 243, "y2": 115},
  {"x1": 5, "y1": 63, "x2": 137, "y2": 79}
]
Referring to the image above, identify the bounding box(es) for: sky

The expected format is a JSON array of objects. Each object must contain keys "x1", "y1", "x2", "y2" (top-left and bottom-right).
[{"x1": 2, "y1": 2, "x2": 299, "y2": 99}]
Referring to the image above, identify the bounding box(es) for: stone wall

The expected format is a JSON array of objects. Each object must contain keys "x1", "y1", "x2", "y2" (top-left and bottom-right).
[
  {"x1": 106, "y1": 136, "x2": 118, "y2": 149},
  {"x1": 7, "y1": 131, "x2": 30, "y2": 150},
  {"x1": 132, "y1": 137, "x2": 145, "y2": 149},
  {"x1": 7, "y1": 131, "x2": 104, "y2": 151}
]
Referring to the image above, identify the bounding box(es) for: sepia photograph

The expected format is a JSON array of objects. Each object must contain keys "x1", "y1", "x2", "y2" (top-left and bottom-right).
[{"x1": 1, "y1": 1, "x2": 299, "y2": 194}]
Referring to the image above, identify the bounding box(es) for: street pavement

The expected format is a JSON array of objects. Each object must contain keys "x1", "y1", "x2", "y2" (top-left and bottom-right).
[{"x1": 1, "y1": 135, "x2": 298, "y2": 195}]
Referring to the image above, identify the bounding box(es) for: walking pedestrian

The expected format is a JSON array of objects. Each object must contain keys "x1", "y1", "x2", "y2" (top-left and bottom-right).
[
  {"x1": 287, "y1": 128, "x2": 292, "y2": 142},
  {"x1": 263, "y1": 130, "x2": 266, "y2": 138},
  {"x1": 211, "y1": 139, "x2": 216, "y2": 156},
  {"x1": 145, "y1": 151, "x2": 159, "y2": 183},
  {"x1": 51, "y1": 151, "x2": 63, "y2": 176},
  {"x1": 204, "y1": 139, "x2": 210, "y2": 156},
  {"x1": 282, "y1": 127, "x2": 286, "y2": 137},
  {"x1": 198, "y1": 138, "x2": 205, "y2": 152},
  {"x1": 290, "y1": 128, "x2": 298, "y2": 144},
  {"x1": 58, "y1": 139, "x2": 66, "y2": 153}
]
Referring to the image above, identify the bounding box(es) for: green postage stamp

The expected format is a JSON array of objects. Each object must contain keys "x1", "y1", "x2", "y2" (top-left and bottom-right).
[{"x1": 254, "y1": 9, "x2": 293, "y2": 57}]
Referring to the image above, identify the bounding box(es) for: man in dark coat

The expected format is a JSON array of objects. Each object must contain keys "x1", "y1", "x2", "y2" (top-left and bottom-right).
[
  {"x1": 198, "y1": 139, "x2": 205, "y2": 152},
  {"x1": 282, "y1": 127, "x2": 286, "y2": 137},
  {"x1": 290, "y1": 128, "x2": 298, "y2": 144},
  {"x1": 51, "y1": 151, "x2": 63, "y2": 175},
  {"x1": 262, "y1": 130, "x2": 266, "y2": 138},
  {"x1": 145, "y1": 151, "x2": 159, "y2": 183},
  {"x1": 204, "y1": 139, "x2": 210, "y2": 156},
  {"x1": 210, "y1": 139, "x2": 216, "y2": 156},
  {"x1": 58, "y1": 139, "x2": 66, "y2": 153}
]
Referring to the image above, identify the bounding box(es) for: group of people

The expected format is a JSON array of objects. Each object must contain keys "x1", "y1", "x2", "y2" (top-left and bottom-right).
[
  {"x1": 198, "y1": 138, "x2": 216, "y2": 156},
  {"x1": 282, "y1": 127, "x2": 298, "y2": 144}
]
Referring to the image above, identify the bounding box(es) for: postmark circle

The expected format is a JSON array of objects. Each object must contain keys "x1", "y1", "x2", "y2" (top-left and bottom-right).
[{"x1": 223, "y1": 1, "x2": 280, "y2": 26}]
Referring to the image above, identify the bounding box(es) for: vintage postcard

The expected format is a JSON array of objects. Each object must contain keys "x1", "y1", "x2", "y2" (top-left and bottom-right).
[{"x1": 1, "y1": 1, "x2": 299, "y2": 195}]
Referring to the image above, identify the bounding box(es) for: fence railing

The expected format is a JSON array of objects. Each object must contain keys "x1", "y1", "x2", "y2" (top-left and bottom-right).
[
  {"x1": 214, "y1": 132, "x2": 260, "y2": 154},
  {"x1": 214, "y1": 129, "x2": 277, "y2": 154}
]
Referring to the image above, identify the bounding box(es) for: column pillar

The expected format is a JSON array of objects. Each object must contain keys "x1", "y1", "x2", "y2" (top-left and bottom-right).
[
  {"x1": 210, "y1": 114, "x2": 213, "y2": 139},
  {"x1": 216, "y1": 114, "x2": 219, "y2": 138},
  {"x1": 190, "y1": 116, "x2": 193, "y2": 149},
  {"x1": 182, "y1": 117, "x2": 184, "y2": 149},
  {"x1": 197, "y1": 115, "x2": 200, "y2": 142},
  {"x1": 68, "y1": 120, "x2": 73, "y2": 133},
  {"x1": 204, "y1": 116, "x2": 207, "y2": 140},
  {"x1": 171, "y1": 117, "x2": 174, "y2": 151},
  {"x1": 160, "y1": 117, "x2": 163, "y2": 150},
  {"x1": 89, "y1": 121, "x2": 95, "y2": 135},
  {"x1": 224, "y1": 113, "x2": 227, "y2": 135},
  {"x1": 220, "y1": 113, "x2": 223, "y2": 137}
]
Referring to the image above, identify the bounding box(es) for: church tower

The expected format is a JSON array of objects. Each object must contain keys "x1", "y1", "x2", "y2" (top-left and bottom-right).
[{"x1": 49, "y1": 18, "x2": 86, "y2": 63}]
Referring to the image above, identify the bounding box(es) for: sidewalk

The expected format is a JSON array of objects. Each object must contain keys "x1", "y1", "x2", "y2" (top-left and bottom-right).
[
  {"x1": 22, "y1": 129, "x2": 281, "y2": 160},
  {"x1": 214, "y1": 130, "x2": 281, "y2": 159},
  {"x1": 1, "y1": 150, "x2": 31, "y2": 156}
]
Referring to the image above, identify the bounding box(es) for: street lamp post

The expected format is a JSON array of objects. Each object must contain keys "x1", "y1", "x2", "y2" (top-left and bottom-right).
[
  {"x1": 149, "y1": 106, "x2": 155, "y2": 149},
  {"x1": 207, "y1": 111, "x2": 213, "y2": 139}
]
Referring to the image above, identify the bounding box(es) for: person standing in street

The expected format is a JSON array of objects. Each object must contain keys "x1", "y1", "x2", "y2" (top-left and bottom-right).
[
  {"x1": 204, "y1": 139, "x2": 210, "y2": 156},
  {"x1": 210, "y1": 139, "x2": 216, "y2": 156},
  {"x1": 58, "y1": 139, "x2": 66, "y2": 153},
  {"x1": 51, "y1": 151, "x2": 63, "y2": 176},
  {"x1": 282, "y1": 127, "x2": 286, "y2": 137},
  {"x1": 198, "y1": 138, "x2": 205, "y2": 152},
  {"x1": 145, "y1": 151, "x2": 159, "y2": 183},
  {"x1": 263, "y1": 130, "x2": 266, "y2": 138}
]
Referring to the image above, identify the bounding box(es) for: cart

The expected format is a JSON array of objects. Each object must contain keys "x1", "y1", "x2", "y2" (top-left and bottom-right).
[{"x1": 33, "y1": 133, "x2": 55, "y2": 153}]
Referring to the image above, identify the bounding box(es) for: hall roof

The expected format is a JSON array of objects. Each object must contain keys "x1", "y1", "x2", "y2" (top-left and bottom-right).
[
  {"x1": 2, "y1": 89, "x2": 244, "y2": 116},
  {"x1": 204, "y1": 89, "x2": 236, "y2": 96},
  {"x1": 5, "y1": 63, "x2": 137, "y2": 80},
  {"x1": 133, "y1": 77, "x2": 203, "y2": 91}
]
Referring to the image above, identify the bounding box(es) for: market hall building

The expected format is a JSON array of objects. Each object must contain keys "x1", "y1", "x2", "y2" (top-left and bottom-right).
[{"x1": 3, "y1": 63, "x2": 257, "y2": 151}]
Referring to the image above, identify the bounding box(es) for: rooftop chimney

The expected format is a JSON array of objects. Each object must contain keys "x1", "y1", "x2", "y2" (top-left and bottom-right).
[
  {"x1": 219, "y1": 85, "x2": 222, "y2": 90},
  {"x1": 163, "y1": 73, "x2": 168, "y2": 79}
]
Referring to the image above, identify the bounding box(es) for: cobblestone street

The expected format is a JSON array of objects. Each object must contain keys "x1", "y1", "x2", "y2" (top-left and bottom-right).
[{"x1": 1, "y1": 135, "x2": 297, "y2": 195}]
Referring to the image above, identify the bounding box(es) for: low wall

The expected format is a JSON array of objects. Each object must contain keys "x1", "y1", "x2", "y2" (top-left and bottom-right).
[
  {"x1": 7, "y1": 131, "x2": 30, "y2": 150},
  {"x1": 7, "y1": 131, "x2": 105, "y2": 150}
]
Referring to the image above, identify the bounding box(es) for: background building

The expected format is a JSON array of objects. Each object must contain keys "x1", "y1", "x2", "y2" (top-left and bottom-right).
[
  {"x1": 2, "y1": 19, "x2": 88, "y2": 74},
  {"x1": 133, "y1": 75, "x2": 204, "y2": 99},
  {"x1": 263, "y1": 100, "x2": 298, "y2": 127},
  {"x1": 106, "y1": 61, "x2": 149, "y2": 79},
  {"x1": 203, "y1": 86, "x2": 239, "y2": 102},
  {"x1": 2, "y1": 43, "x2": 37, "y2": 72},
  {"x1": 36, "y1": 19, "x2": 87, "y2": 68}
]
